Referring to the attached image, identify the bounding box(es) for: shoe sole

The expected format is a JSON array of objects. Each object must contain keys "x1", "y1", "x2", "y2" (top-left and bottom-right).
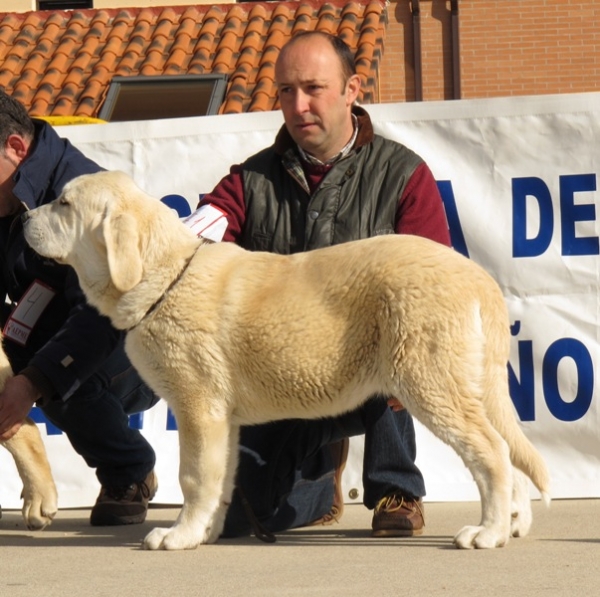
[
  {"x1": 90, "y1": 513, "x2": 148, "y2": 526},
  {"x1": 372, "y1": 527, "x2": 424, "y2": 538}
]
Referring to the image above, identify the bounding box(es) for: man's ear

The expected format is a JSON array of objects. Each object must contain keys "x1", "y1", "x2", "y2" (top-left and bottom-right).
[
  {"x1": 102, "y1": 209, "x2": 143, "y2": 293},
  {"x1": 5, "y1": 133, "x2": 30, "y2": 162},
  {"x1": 345, "y1": 74, "x2": 361, "y2": 106}
]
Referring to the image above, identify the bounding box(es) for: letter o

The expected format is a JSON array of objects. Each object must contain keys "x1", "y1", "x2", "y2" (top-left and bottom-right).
[{"x1": 543, "y1": 338, "x2": 593, "y2": 422}]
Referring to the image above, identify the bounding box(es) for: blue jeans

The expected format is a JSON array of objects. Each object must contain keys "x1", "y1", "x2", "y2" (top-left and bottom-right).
[
  {"x1": 41, "y1": 344, "x2": 160, "y2": 487},
  {"x1": 223, "y1": 396, "x2": 426, "y2": 537}
]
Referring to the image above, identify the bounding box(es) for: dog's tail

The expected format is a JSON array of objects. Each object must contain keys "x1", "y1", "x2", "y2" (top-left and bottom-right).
[{"x1": 508, "y1": 424, "x2": 551, "y2": 506}]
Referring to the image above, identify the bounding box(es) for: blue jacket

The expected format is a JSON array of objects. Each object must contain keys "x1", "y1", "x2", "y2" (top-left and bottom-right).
[{"x1": 0, "y1": 120, "x2": 122, "y2": 402}]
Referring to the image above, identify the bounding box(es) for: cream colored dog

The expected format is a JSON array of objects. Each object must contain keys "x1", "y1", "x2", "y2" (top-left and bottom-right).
[
  {"x1": 22, "y1": 170, "x2": 550, "y2": 550},
  {"x1": 0, "y1": 345, "x2": 58, "y2": 530}
]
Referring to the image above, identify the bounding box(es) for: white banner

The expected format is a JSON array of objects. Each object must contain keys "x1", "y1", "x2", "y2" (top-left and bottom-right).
[{"x1": 2, "y1": 92, "x2": 600, "y2": 509}]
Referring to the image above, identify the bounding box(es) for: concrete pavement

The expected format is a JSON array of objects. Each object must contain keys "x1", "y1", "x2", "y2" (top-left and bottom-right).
[{"x1": 2, "y1": 499, "x2": 599, "y2": 597}]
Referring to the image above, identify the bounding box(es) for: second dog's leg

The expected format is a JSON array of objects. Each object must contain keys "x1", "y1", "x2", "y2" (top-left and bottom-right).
[{"x1": 2, "y1": 418, "x2": 58, "y2": 530}]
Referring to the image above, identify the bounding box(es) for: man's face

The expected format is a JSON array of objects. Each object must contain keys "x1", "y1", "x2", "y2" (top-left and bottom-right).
[
  {"x1": 0, "y1": 134, "x2": 29, "y2": 217},
  {"x1": 275, "y1": 37, "x2": 360, "y2": 163}
]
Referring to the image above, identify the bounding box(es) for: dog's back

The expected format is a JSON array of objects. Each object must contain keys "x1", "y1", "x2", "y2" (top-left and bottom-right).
[{"x1": 164, "y1": 235, "x2": 508, "y2": 423}]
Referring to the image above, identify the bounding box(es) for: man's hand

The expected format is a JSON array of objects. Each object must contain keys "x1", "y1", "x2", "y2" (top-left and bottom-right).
[
  {"x1": 0, "y1": 375, "x2": 41, "y2": 441},
  {"x1": 387, "y1": 397, "x2": 405, "y2": 412}
]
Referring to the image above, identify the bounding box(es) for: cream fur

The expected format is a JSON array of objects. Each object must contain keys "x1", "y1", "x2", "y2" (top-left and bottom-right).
[
  {"x1": 23, "y1": 170, "x2": 550, "y2": 550},
  {"x1": 0, "y1": 344, "x2": 58, "y2": 530}
]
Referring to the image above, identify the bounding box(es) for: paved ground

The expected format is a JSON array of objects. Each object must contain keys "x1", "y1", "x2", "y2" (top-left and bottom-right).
[{"x1": 2, "y1": 499, "x2": 599, "y2": 597}]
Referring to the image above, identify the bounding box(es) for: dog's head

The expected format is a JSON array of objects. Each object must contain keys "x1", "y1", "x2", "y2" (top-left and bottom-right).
[
  {"x1": 23, "y1": 171, "x2": 152, "y2": 291},
  {"x1": 23, "y1": 170, "x2": 197, "y2": 325}
]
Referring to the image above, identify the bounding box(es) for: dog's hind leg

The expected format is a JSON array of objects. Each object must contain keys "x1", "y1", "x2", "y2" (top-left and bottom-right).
[
  {"x1": 480, "y1": 365, "x2": 549, "y2": 538},
  {"x1": 2, "y1": 418, "x2": 58, "y2": 529},
  {"x1": 510, "y1": 467, "x2": 533, "y2": 537},
  {"x1": 409, "y1": 393, "x2": 513, "y2": 549},
  {"x1": 143, "y1": 413, "x2": 233, "y2": 550},
  {"x1": 445, "y1": 419, "x2": 513, "y2": 549}
]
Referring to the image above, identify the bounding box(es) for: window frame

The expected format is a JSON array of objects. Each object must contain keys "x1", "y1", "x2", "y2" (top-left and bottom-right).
[
  {"x1": 38, "y1": 0, "x2": 93, "y2": 9},
  {"x1": 98, "y1": 74, "x2": 229, "y2": 122}
]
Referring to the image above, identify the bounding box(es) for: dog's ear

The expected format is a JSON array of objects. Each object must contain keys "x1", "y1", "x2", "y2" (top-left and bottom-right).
[{"x1": 102, "y1": 209, "x2": 143, "y2": 293}]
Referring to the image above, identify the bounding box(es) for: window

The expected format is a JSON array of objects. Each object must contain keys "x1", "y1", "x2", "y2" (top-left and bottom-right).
[
  {"x1": 38, "y1": 0, "x2": 93, "y2": 9},
  {"x1": 98, "y1": 75, "x2": 228, "y2": 122}
]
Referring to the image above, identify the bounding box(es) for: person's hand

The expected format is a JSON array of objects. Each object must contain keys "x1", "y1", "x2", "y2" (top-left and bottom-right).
[
  {"x1": 387, "y1": 396, "x2": 405, "y2": 412},
  {"x1": 0, "y1": 375, "x2": 41, "y2": 440}
]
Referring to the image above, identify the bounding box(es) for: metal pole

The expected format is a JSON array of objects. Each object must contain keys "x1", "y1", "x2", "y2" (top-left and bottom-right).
[
  {"x1": 411, "y1": 0, "x2": 423, "y2": 101},
  {"x1": 451, "y1": 0, "x2": 461, "y2": 99}
]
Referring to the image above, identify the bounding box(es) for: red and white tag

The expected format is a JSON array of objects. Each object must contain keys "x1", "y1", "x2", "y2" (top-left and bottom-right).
[
  {"x1": 182, "y1": 204, "x2": 228, "y2": 242},
  {"x1": 3, "y1": 280, "x2": 56, "y2": 346}
]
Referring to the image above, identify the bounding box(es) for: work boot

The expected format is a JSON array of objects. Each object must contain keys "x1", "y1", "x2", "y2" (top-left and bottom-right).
[
  {"x1": 371, "y1": 495, "x2": 424, "y2": 537},
  {"x1": 90, "y1": 470, "x2": 157, "y2": 526}
]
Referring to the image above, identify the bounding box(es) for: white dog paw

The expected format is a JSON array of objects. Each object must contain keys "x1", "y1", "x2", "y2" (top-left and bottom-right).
[
  {"x1": 454, "y1": 525, "x2": 508, "y2": 549},
  {"x1": 205, "y1": 524, "x2": 223, "y2": 545},
  {"x1": 22, "y1": 489, "x2": 58, "y2": 530},
  {"x1": 510, "y1": 507, "x2": 533, "y2": 538},
  {"x1": 510, "y1": 469, "x2": 534, "y2": 538},
  {"x1": 205, "y1": 510, "x2": 227, "y2": 544},
  {"x1": 143, "y1": 528, "x2": 172, "y2": 550},
  {"x1": 142, "y1": 525, "x2": 209, "y2": 550}
]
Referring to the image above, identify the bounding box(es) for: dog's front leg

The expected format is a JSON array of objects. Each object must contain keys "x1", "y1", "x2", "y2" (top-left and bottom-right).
[
  {"x1": 143, "y1": 414, "x2": 233, "y2": 550},
  {"x1": 2, "y1": 418, "x2": 58, "y2": 530},
  {"x1": 205, "y1": 423, "x2": 240, "y2": 543}
]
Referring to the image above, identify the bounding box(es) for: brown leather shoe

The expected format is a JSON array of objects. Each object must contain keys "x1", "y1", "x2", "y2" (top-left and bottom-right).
[
  {"x1": 90, "y1": 470, "x2": 158, "y2": 526},
  {"x1": 371, "y1": 495, "x2": 425, "y2": 537},
  {"x1": 308, "y1": 437, "x2": 350, "y2": 526}
]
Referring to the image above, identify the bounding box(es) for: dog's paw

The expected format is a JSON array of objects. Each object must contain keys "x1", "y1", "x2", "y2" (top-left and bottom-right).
[
  {"x1": 454, "y1": 525, "x2": 508, "y2": 549},
  {"x1": 22, "y1": 486, "x2": 58, "y2": 530},
  {"x1": 510, "y1": 506, "x2": 533, "y2": 538},
  {"x1": 143, "y1": 527, "x2": 172, "y2": 550},
  {"x1": 510, "y1": 468, "x2": 534, "y2": 538},
  {"x1": 142, "y1": 524, "x2": 213, "y2": 550}
]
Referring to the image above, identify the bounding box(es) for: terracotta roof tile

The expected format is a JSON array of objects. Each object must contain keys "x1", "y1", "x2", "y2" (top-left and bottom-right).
[{"x1": 0, "y1": 0, "x2": 387, "y2": 118}]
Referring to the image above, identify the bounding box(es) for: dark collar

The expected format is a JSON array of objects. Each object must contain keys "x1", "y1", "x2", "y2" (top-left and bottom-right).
[{"x1": 126, "y1": 249, "x2": 196, "y2": 332}]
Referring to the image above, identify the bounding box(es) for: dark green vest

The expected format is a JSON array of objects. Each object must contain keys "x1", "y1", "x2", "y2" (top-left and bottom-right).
[{"x1": 239, "y1": 133, "x2": 423, "y2": 254}]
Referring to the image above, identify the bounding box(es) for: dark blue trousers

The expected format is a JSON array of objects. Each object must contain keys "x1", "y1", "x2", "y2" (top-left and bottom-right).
[
  {"x1": 41, "y1": 345, "x2": 159, "y2": 487},
  {"x1": 223, "y1": 397, "x2": 426, "y2": 537}
]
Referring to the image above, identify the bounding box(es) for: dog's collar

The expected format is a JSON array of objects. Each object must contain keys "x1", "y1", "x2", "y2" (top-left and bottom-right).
[{"x1": 126, "y1": 250, "x2": 196, "y2": 332}]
